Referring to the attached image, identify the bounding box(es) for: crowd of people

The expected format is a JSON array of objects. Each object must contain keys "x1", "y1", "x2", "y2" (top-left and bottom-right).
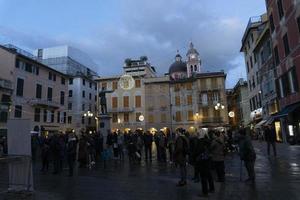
[{"x1": 27, "y1": 127, "x2": 260, "y2": 197}]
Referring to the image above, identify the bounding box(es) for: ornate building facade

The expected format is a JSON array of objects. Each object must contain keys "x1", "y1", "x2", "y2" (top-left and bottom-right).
[{"x1": 96, "y1": 43, "x2": 228, "y2": 134}]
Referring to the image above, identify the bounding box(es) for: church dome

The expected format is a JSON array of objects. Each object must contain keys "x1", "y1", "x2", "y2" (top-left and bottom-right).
[{"x1": 168, "y1": 53, "x2": 187, "y2": 75}]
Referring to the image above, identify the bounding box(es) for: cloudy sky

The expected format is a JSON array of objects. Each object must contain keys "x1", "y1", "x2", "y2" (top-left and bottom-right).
[{"x1": 0, "y1": 0, "x2": 266, "y2": 88}]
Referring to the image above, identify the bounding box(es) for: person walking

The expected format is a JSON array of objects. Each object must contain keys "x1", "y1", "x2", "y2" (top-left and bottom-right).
[
  {"x1": 154, "y1": 132, "x2": 161, "y2": 162},
  {"x1": 78, "y1": 135, "x2": 88, "y2": 168},
  {"x1": 174, "y1": 130, "x2": 189, "y2": 186},
  {"x1": 238, "y1": 128, "x2": 256, "y2": 183},
  {"x1": 158, "y1": 131, "x2": 167, "y2": 162},
  {"x1": 189, "y1": 134, "x2": 200, "y2": 183},
  {"x1": 67, "y1": 134, "x2": 77, "y2": 176},
  {"x1": 117, "y1": 131, "x2": 125, "y2": 161},
  {"x1": 167, "y1": 132, "x2": 176, "y2": 164},
  {"x1": 210, "y1": 131, "x2": 225, "y2": 182},
  {"x1": 264, "y1": 125, "x2": 277, "y2": 156},
  {"x1": 195, "y1": 132, "x2": 215, "y2": 197},
  {"x1": 144, "y1": 131, "x2": 153, "y2": 162},
  {"x1": 50, "y1": 134, "x2": 61, "y2": 174},
  {"x1": 41, "y1": 140, "x2": 50, "y2": 173}
]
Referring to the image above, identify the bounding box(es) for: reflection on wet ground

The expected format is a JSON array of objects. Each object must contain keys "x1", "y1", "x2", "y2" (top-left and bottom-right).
[{"x1": 2, "y1": 141, "x2": 300, "y2": 200}]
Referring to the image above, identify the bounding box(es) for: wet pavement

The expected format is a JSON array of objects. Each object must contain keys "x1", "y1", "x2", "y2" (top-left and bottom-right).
[{"x1": 1, "y1": 141, "x2": 300, "y2": 200}]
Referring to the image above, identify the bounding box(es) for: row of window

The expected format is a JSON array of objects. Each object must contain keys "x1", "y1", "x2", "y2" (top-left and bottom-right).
[
  {"x1": 248, "y1": 73, "x2": 259, "y2": 92},
  {"x1": 269, "y1": 0, "x2": 285, "y2": 33},
  {"x1": 249, "y1": 93, "x2": 262, "y2": 112},
  {"x1": 102, "y1": 79, "x2": 141, "y2": 90},
  {"x1": 16, "y1": 79, "x2": 65, "y2": 105},
  {"x1": 14, "y1": 106, "x2": 70, "y2": 124},
  {"x1": 16, "y1": 59, "x2": 40, "y2": 75},
  {"x1": 111, "y1": 96, "x2": 141, "y2": 108},
  {"x1": 69, "y1": 78, "x2": 97, "y2": 90},
  {"x1": 276, "y1": 67, "x2": 299, "y2": 98}
]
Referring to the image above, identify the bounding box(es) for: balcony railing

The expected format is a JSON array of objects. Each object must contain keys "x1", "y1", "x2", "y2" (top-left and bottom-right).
[
  {"x1": 201, "y1": 117, "x2": 224, "y2": 123},
  {"x1": 108, "y1": 107, "x2": 135, "y2": 113},
  {"x1": 0, "y1": 79, "x2": 13, "y2": 90},
  {"x1": 28, "y1": 99, "x2": 60, "y2": 109}
]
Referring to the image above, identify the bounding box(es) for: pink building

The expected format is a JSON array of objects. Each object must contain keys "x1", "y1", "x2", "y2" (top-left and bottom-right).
[{"x1": 266, "y1": 0, "x2": 300, "y2": 144}]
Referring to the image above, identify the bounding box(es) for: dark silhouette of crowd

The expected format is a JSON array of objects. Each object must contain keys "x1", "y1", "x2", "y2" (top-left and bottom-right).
[{"x1": 29, "y1": 127, "x2": 256, "y2": 198}]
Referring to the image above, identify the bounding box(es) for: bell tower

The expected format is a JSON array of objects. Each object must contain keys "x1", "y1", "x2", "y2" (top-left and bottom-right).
[{"x1": 186, "y1": 42, "x2": 201, "y2": 77}]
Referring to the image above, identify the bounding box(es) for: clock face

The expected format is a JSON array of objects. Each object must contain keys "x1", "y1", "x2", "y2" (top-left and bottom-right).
[
  {"x1": 119, "y1": 74, "x2": 135, "y2": 90},
  {"x1": 190, "y1": 54, "x2": 196, "y2": 59}
]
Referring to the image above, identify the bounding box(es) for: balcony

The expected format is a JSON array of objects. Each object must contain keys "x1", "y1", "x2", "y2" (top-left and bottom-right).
[
  {"x1": 108, "y1": 107, "x2": 135, "y2": 113},
  {"x1": 201, "y1": 117, "x2": 224, "y2": 124},
  {"x1": 0, "y1": 79, "x2": 13, "y2": 91},
  {"x1": 28, "y1": 99, "x2": 60, "y2": 109}
]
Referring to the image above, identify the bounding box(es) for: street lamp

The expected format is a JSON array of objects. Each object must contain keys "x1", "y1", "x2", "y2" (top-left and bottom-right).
[
  {"x1": 139, "y1": 114, "x2": 144, "y2": 122},
  {"x1": 83, "y1": 110, "x2": 96, "y2": 133},
  {"x1": 215, "y1": 103, "x2": 225, "y2": 110}
]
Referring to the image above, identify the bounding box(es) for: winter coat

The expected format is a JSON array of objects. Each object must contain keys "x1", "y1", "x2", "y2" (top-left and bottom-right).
[
  {"x1": 264, "y1": 127, "x2": 276, "y2": 143},
  {"x1": 210, "y1": 137, "x2": 225, "y2": 162},
  {"x1": 174, "y1": 135, "x2": 189, "y2": 165},
  {"x1": 67, "y1": 139, "x2": 77, "y2": 161},
  {"x1": 188, "y1": 137, "x2": 198, "y2": 165},
  {"x1": 144, "y1": 134, "x2": 153, "y2": 146},
  {"x1": 238, "y1": 135, "x2": 256, "y2": 161},
  {"x1": 195, "y1": 137, "x2": 211, "y2": 164}
]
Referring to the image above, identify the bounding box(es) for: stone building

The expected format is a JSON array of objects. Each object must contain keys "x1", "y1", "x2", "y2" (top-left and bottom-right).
[
  {"x1": 227, "y1": 79, "x2": 251, "y2": 128},
  {"x1": 34, "y1": 45, "x2": 98, "y2": 134},
  {"x1": 265, "y1": 0, "x2": 300, "y2": 144},
  {"x1": 97, "y1": 43, "x2": 228, "y2": 134},
  {"x1": 0, "y1": 45, "x2": 70, "y2": 135},
  {"x1": 240, "y1": 14, "x2": 268, "y2": 125}
]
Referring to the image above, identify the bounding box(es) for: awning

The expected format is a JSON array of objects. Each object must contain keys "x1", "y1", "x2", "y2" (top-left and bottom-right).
[
  {"x1": 272, "y1": 102, "x2": 300, "y2": 119},
  {"x1": 254, "y1": 120, "x2": 267, "y2": 129}
]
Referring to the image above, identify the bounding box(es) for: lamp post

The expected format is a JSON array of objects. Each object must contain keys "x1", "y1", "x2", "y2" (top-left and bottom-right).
[
  {"x1": 214, "y1": 102, "x2": 225, "y2": 110},
  {"x1": 83, "y1": 110, "x2": 96, "y2": 134}
]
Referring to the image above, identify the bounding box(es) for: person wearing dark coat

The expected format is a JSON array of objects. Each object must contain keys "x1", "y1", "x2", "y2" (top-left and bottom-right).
[
  {"x1": 264, "y1": 125, "x2": 277, "y2": 156},
  {"x1": 195, "y1": 132, "x2": 215, "y2": 197},
  {"x1": 238, "y1": 128, "x2": 256, "y2": 182},
  {"x1": 210, "y1": 132, "x2": 225, "y2": 182},
  {"x1": 67, "y1": 135, "x2": 77, "y2": 176},
  {"x1": 78, "y1": 136, "x2": 88, "y2": 168},
  {"x1": 50, "y1": 134, "x2": 61, "y2": 174},
  {"x1": 189, "y1": 135, "x2": 200, "y2": 182},
  {"x1": 41, "y1": 140, "x2": 50, "y2": 173},
  {"x1": 144, "y1": 131, "x2": 153, "y2": 162},
  {"x1": 174, "y1": 131, "x2": 189, "y2": 186}
]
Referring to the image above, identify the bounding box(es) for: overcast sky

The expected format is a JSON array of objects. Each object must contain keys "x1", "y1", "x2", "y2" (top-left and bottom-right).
[{"x1": 0, "y1": 0, "x2": 266, "y2": 88}]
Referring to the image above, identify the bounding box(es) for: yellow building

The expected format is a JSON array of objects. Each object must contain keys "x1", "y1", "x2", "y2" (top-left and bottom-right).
[{"x1": 97, "y1": 43, "x2": 229, "y2": 134}]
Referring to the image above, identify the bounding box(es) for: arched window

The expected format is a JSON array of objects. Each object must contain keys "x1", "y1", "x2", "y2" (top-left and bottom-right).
[
  {"x1": 190, "y1": 65, "x2": 193, "y2": 72},
  {"x1": 194, "y1": 65, "x2": 197, "y2": 71}
]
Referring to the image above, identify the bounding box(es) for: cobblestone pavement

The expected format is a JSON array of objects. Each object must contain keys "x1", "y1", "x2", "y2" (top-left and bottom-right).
[{"x1": 1, "y1": 141, "x2": 300, "y2": 200}]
